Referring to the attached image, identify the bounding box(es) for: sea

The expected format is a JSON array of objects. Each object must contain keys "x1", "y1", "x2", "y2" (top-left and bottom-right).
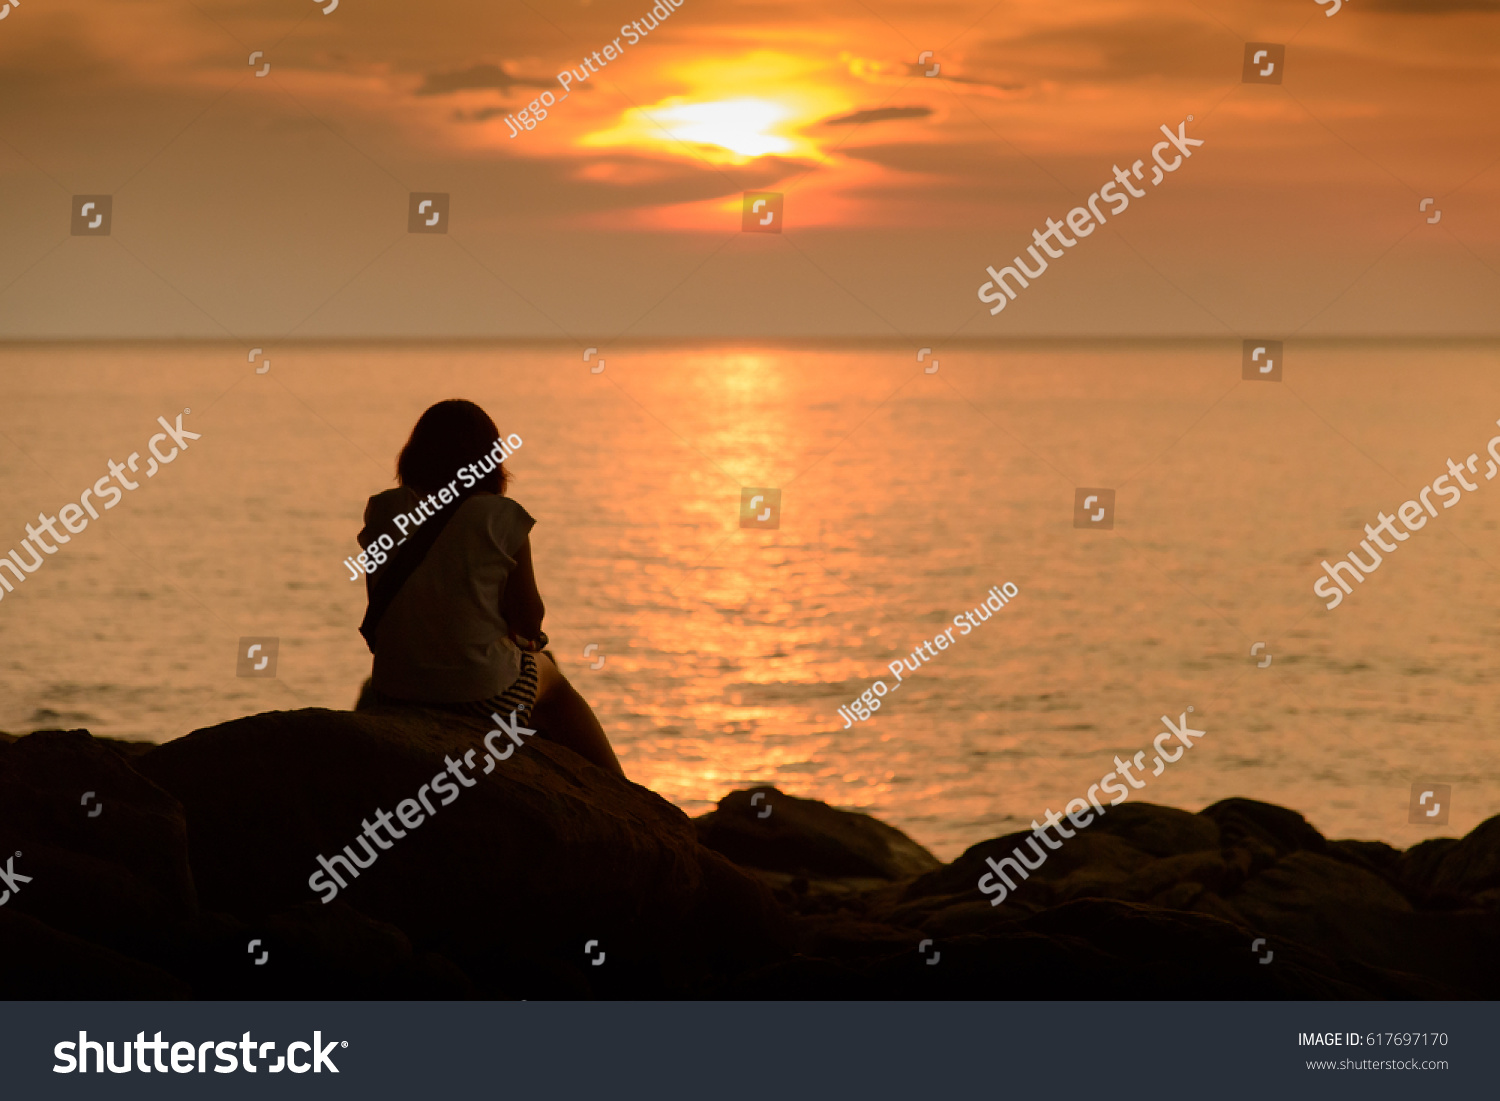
[{"x1": 1, "y1": 341, "x2": 1496, "y2": 859}]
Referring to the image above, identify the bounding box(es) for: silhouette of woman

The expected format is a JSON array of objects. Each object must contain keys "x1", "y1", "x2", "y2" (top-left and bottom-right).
[{"x1": 354, "y1": 399, "x2": 623, "y2": 777}]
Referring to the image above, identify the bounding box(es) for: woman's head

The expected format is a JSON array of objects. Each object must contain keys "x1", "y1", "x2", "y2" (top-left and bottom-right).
[{"x1": 396, "y1": 399, "x2": 510, "y2": 496}]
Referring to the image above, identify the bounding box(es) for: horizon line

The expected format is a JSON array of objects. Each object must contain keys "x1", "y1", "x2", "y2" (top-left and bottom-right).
[{"x1": 3, "y1": 335, "x2": 1499, "y2": 349}]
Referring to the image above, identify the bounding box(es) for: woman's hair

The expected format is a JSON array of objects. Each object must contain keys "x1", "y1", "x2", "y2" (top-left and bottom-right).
[{"x1": 396, "y1": 399, "x2": 510, "y2": 496}]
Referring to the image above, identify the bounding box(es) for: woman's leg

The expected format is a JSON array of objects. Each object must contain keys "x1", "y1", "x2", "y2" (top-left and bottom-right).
[{"x1": 530, "y1": 652, "x2": 625, "y2": 778}]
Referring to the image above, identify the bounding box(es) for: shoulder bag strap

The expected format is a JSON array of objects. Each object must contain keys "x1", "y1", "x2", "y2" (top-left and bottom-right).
[{"x1": 358, "y1": 494, "x2": 468, "y2": 653}]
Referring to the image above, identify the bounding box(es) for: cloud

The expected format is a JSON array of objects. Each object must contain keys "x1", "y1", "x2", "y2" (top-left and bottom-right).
[
  {"x1": 822, "y1": 106, "x2": 933, "y2": 126},
  {"x1": 964, "y1": 17, "x2": 1232, "y2": 84},
  {"x1": 415, "y1": 62, "x2": 552, "y2": 96},
  {"x1": 942, "y1": 73, "x2": 1027, "y2": 91},
  {"x1": 902, "y1": 62, "x2": 1025, "y2": 91},
  {"x1": 453, "y1": 106, "x2": 511, "y2": 122}
]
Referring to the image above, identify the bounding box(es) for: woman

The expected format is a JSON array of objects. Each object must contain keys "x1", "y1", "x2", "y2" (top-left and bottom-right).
[{"x1": 354, "y1": 399, "x2": 624, "y2": 778}]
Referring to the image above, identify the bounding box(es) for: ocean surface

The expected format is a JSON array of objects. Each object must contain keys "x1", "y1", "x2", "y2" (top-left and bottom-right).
[{"x1": 1, "y1": 341, "x2": 1496, "y2": 859}]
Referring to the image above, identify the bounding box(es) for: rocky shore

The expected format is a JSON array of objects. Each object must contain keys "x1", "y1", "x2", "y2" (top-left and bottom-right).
[{"x1": 2, "y1": 707, "x2": 1496, "y2": 998}]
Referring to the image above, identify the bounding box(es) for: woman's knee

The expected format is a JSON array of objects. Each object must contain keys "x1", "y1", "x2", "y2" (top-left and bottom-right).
[{"x1": 533, "y1": 650, "x2": 566, "y2": 701}]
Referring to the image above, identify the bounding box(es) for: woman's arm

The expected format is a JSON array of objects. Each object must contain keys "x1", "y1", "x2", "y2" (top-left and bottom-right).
[{"x1": 501, "y1": 535, "x2": 546, "y2": 641}]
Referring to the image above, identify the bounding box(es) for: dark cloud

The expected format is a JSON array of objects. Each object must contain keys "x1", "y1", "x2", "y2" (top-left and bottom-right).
[
  {"x1": 943, "y1": 73, "x2": 1027, "y2": 91},
  {"x1": 415, "y1": 63, "x2": 552, "y2": 96},
  {"x1": 965, "y1": 17, "x2": 1233, "y2": 83},
  {"x1": 452, "y1": 106, "x2": 510, "y2": 122},
  {"x1": 838, "y1": 141, "x2": 1091, "y2": 201},
  {"x1": 822, "y1": 106, "x2": 933, "y2": 126},
  {"x1": 903, "y1": 62, "x2": 1025, "y2": 90},
  {"x1": 402, "y1": 151, "x2": 816, "y2": 226}
]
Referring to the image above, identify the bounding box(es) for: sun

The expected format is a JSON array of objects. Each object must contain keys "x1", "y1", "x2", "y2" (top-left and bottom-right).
[
  {"x1": 581, "y1": 95, "x2": 821, "y2": 164},
  {"x1": 574, "y1": 50, "x2": 850, "y2": 164},
  {"x1": 646, "y1": 98, "x2": 795, "y2": 159}
]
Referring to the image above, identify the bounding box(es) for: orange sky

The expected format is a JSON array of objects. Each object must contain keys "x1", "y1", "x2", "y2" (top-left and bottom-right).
[{"x1": 0, "y1": 0, "x2": 1497, "y2": 338}]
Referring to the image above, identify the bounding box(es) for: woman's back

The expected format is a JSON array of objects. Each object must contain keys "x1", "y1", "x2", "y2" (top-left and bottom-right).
[{"x1": 359, "y1": 486, "x2": 535, "y2": 703}]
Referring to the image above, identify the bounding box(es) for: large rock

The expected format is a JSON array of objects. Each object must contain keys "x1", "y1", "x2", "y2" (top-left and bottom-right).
[
  {"x1": 1200, "y1": 798, "x2": 1328, "y2": 859},
  {"x1": 4, "y1": 713, "x2": 1498, "y2": 999},
  {"x1": 1399, "y1": 816, "x2": 1500, "y2": 899},
  {"x1": 730, "y1": 898, "x2": 1402, "y2": 999},
  {"x1": 1084, "y1": 800, "x2": 1221, "y2": 857},
  {"x1": 892, "y1": 803, "x2": 1217, "y2": 915},
  {"x1": 135, "y1": 708, "x2": 788, "y2": 996},
  {"x1": 859, "y1": 800, "x2": 1499, "y2": 997},
  {"x1": 1224, "y1": 850, "x2": 1500, "y2": 995},
  {"x1": 0, "y1": 907, "x2": 188, "y2": 999},
  {"x1": 1225, "y1": 851, "x2": 1413, "y2": 960},
  {"x1": 695, "y1": 786, "x2": 941, "y2": 881},
  {"x1": 0, "y1": 729, "x2": 197, "y2": 970},
  {"x1": 177, "y1": 902, "x2": 475, "y2": 1000}
]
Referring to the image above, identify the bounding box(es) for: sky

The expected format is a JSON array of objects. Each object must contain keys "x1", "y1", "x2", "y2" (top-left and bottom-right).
[{"x1": 0, "y1": 0, "x2": 1497, "y2": 339}]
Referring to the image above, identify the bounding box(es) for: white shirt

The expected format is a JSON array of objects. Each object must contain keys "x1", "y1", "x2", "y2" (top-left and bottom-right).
[{"x1": 358, "y1": 488, "x2": 536, "y2": 703}]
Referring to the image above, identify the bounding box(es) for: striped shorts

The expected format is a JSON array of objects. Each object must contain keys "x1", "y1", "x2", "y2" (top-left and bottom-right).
[{"x1": 364, "y1": 652, "x2": 541, "y2": 721}]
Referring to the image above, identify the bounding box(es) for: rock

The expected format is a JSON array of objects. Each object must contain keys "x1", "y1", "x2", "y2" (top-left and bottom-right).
[
  {"x1": 181, "y1": 902, "x2": 475, "y2": 1000},
  {"x1": 0, "y1": 730, "x2": 195, "y2": 914},
  {"x1": 872, "y1": 800, "x2": 1500, "y2": 998},
  {"x1": 1083, "y1": 800, "x2": 1221, "y2": 857},
  {"x1": 1065, "y1": 849, "x2": 1240, "y2": 905},
  {"x1": 1149, "y1": 880, "x2": 1208, "y2": 910},
  {"x1": 695, "y1": 786, "x2": 941, "y2": 880},
  {"x1": 893, "y1": 806, "x2": 1203, "y2": 910},
  {"x1": 1398, "y1": 815, "x2": 1500, "y2": 897},
  {"x1": 1399, "y1": 837, "x2": 1459, "y2": 889},
  {"x1": 1200, "y1": 797, "x2": 1329, "y2": 859},
  {"x1": 0, "y1": 906, "x2": 188, "y2": 999},
  {"x1": 1013, "y1": 898, "x2": 1381, "y2": 998},
  {"x1": 1226, "y1": 850, "x2": 1500, "y2": 995},
  {"x1": 730, "y1": 898, "x2": 1394, "y2": 999},
  {"x1": 0, "y1": 729, "x2": 197, "y2": 968},
  {"x1": 136, "y1": 708, "x2": 788, "y2": 996},
  {"x1": 1231, "y1": 850, "x2": 1412, "y2": 919},
  {"x1": 1329, "y1": 838, "x2": 1404, "y2": 878},
  {"x1": 3, "y1": 712, "x2": 1496, "y2": 999}
]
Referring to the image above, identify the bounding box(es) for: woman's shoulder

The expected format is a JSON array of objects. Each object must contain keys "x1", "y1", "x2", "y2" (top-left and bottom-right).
[
  {"x1": 368, "y1": 485, "x2": 415, "y2": 507},
  {"x1": 459, "y1": 494, "x2": 535, "y2": 549},
  {"x1": 358, "y1": 487, "x2": 416, "y2": 547},
  {"x1": 365, "y1": 486, "x2": 417, "y2": 523},
  {"x1": 462, "y1": 493, "x2": 535, "y2": 526}
]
